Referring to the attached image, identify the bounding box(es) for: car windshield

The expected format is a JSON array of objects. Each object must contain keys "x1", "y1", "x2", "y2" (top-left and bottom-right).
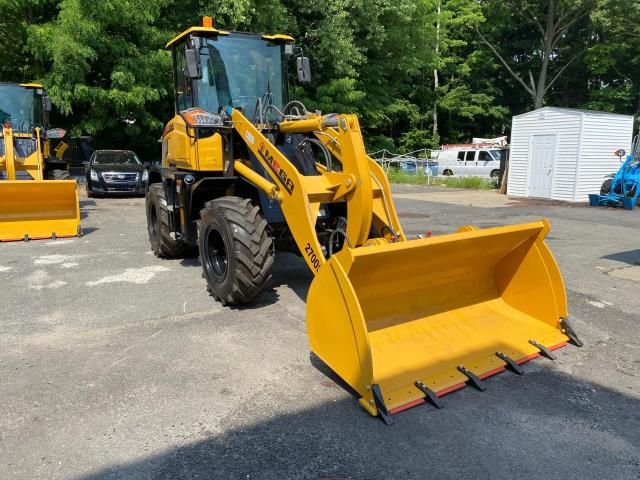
[
  {"x1": 490, "y1": 149, "x2": 506, "y2": 161},
  {"x1": 0, "y1": 84, "x2": 41, "y2": 132},
  {"x1": 93, "y1": 152, "x2": 141, "y2": 165},
  {"x1": 195, "y1": 34, "x2": 285, "y2": 120}
]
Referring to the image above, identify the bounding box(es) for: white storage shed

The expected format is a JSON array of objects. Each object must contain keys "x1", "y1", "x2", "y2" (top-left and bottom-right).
[{"x1": 507, "y1": 107, "x2": 634, "y2": 202}]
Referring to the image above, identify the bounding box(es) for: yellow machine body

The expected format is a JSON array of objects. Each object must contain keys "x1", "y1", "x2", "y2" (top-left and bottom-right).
[
  {"x1": 162, "y1": 115, "x2": 225, "y2": 172},
  {"x1": 157, "y1": 21, "x2": 579, "y2": 422},
  {"x1": 0, "y1": 124, "x2": 80, "y2": 241},
  {"x1": 229, "y1": 109, "x2": 574, "y2": 420}
]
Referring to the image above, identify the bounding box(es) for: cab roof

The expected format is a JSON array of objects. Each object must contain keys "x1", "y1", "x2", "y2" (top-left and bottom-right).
[
  {"x1": 0, "y1": 82, "x2": 43, "y2": 89},
  {"x1": 165, "y1": 23, "x2": 294, "y2": 49}
]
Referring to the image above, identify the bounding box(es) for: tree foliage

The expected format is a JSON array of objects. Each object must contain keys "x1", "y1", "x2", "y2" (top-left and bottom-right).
[{"x1": 0, "y1": 0, "x2": 637, "y2": 157}]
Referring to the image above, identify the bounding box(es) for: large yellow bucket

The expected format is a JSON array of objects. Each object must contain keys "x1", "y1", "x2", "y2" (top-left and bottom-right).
[
  {"x1": 0, "y1": 180, "x2": 81, "y2": 241},
  {"x1": 307, "y1": 220, "x2": 572, "y2": 422}
]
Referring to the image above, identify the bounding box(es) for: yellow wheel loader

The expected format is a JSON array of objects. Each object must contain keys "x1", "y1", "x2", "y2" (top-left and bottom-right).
[
  {"x1": 0, "y1": 82, "x2": 81, "y2": 241},
  {"x1": 149, "y1": 18, "x2": 582, "y2": 423}
]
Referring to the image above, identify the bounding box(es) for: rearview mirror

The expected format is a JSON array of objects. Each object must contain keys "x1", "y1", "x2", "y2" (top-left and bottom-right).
[
  {"x1": 615, "y1": 149, "x2": 626, "y2": 158},
  {"x1": 43, "y1": 96, "x2": 52, "y2": 112},
  {"x1": 296, "y1": 56, "x2": 311, "y2": 84},
  {"x1": 185, "y1": 48, "x2": 202, "y2": 79}
]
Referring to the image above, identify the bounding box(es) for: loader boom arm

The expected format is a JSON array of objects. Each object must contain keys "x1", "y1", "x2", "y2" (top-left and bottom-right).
[{"x1": 229, "y1": 108, "x2": 405, "y2": 275}]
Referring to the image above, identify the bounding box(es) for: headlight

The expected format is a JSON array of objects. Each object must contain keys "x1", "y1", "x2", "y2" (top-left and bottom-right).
[
  {"x1": 142, "y1": 170, "x2": 149, "y2": 181},
  {"x1": 90, "y1": 169, "x2": 99, "y2": 181}
]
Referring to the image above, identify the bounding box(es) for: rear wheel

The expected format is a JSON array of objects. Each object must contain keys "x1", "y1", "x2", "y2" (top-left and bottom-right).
[
  {"x1": 146, "y1": 183, "x2": 189, "y2": 258},
  {"x1": 48, "y1": 169, "x2": 70, "y2": 180},
  {"x1": 442, "y1": 169, "x2": 453, "y2": 176},
  {"x1": 490, "y1": 169, "x2": 500, "y2": 179},
  {"x1": 199, "y1": 196, "x2": 274, "y2": 306}
]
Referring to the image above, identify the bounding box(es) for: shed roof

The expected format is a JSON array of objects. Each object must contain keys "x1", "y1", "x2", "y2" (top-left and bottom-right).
[{"x1": 513, "y1": 106, "x2": 634, "y2": 120}]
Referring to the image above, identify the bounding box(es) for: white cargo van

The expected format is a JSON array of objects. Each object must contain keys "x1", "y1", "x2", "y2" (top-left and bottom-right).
[{"x1": 434, "y1": 147, "x2": 505, "y2": 178}]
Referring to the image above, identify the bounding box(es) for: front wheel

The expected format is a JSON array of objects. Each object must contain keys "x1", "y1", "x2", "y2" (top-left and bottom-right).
[
  {"x1": 199, "y1": 197, "x2": 274, "y2": 306},
  {"x1": 600, "y1": 178, "x2": 613, "y2": 195}
]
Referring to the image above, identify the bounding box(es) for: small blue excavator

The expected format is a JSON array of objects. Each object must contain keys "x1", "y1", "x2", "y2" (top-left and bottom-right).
[{"x1": 589, "y1": 135, "x2": 640, "y2": 210}]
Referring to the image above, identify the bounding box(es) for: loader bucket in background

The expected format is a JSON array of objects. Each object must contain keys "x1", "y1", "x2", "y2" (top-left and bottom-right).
[
  {"x1": 307, "y1": 220, "x2": 572, "y2": 422},
  {"x1": 0, "y1": 180, "x2": 80, "y2": 241}
]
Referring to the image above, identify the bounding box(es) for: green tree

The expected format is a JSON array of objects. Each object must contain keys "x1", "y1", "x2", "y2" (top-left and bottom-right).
[
  {"x1": 585, "y1": 0, "x2": 640, "y2": 115},
  {"x1": 0, "y1": 0, "x2": 59, "y2": 81},
  {"x1": 477, "y1": 0, "x2": 595, "y2": 109},
  {"x1": 27, "y1": 0, "x2": 174, "y2": 157}
]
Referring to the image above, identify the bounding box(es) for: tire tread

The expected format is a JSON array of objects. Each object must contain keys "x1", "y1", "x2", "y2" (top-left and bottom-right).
[{"x1": 199, "y1": 196, "x2": 273, "y2": 305}]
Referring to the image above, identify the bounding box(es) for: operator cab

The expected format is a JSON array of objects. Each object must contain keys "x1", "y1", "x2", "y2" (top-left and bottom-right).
[
  {"x1": 166, "y1": 17, "x2": 309, "y2": 123},
  {"x1": 0, "y1": 83, "x2": 51, "y2": 135}
]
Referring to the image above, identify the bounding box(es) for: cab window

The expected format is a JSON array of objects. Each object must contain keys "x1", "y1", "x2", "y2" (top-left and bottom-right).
[
  {"x1": 457, "y1": 151, "x2": 466, "y2": 162},
  {"x1": 174, "y1": 46, "x2": 194, "y2": 112}
]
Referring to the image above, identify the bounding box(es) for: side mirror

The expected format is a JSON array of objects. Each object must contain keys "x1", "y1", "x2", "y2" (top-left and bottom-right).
[
  {"x1": 615, "y1": 149, "x2": 626, "y2": 158},
  {"x1": 43, "y1": 96, "x2": 52, "y2": 112},
  {"x1": 185, "y1": 48, "x2": 202, "y2": 79},
  {"x1": 296, "y1": 56, "x2": 311, "y2": 83}
]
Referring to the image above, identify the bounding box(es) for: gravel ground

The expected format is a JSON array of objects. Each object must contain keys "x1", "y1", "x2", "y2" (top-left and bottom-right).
[{"x1": 1, "y1": 185, "x2": 639, "y2": 479}]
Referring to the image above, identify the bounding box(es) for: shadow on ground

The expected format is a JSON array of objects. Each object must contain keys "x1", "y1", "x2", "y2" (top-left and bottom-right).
[
  {"x1": 74, "y1": 367, "x2": 639, "y2": 480},
  {"x1": 602, "y1": 249, "x2": 640, "y2": 266}
]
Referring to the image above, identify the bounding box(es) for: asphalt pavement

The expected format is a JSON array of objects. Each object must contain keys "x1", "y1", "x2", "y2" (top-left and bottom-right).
[{"x1": 1, "y1": 185, "x2": 639, "y2": 479}]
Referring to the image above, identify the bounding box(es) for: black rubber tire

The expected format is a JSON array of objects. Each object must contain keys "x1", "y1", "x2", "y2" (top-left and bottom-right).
[
  {"x1": 490, "y1": 169, "x2": 500, "y2": 179},
  {"x1": 442, "y1": 169, "x2": 453, "y2": 176},
  {"x1": 48, "y1": 169, "x2": 70, "y2": 180},
  {"x1": 199, "y1": 196, "x2": 274, "y2": 306},
  {"x1": 146, "y1": 183, "x2": 189, "y2": 258},
  {"x1": 600, "y1": 178, "x2": 613, "y2": 195}
]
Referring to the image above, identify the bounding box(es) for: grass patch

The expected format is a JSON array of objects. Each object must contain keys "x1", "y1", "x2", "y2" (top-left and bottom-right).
[{"x1": 386, "y1": 168, "x2": 496, "y2": 190}]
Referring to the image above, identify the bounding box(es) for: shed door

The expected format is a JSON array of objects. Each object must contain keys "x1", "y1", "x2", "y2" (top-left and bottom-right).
[{"x1": 529, "y1": 134, "x2": 556, "y2": 198}]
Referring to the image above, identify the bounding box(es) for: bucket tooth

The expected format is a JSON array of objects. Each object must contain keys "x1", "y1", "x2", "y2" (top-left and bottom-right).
[
  {"x1": 371, "y1": 384, "x2": 394, "y2": 425},
  {"x1": 457, "y1": 366, "x2": 487, "y2": 391},
  {"x1": 496, "y1": 351, "x2": 525, "y2": 375},
  {"x1": 528, "y1": 339, "x2": 556, "y2": 360},
  {"x1": 560, "y1": 318, "x2": 583, "y2": 347},
  {"x1": 414, "y1": 381, "x2": 444, "y2": 409}
]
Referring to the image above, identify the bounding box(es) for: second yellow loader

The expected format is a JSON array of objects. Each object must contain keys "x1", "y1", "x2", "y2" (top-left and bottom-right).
[
  {"x1": 145, "y1": 18, "x2": 582, "y2": 423},
  {"x1": 0, "y1": 83, "x2": 80, "y2": 241}
]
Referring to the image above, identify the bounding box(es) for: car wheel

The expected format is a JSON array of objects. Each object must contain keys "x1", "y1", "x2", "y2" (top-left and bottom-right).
[
  {"x1": 443, "y1": 169, "x2": 453, "y2": 176},
  {"x1": 490, "y1": 169, "x2": 500, "y2": 179}
]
